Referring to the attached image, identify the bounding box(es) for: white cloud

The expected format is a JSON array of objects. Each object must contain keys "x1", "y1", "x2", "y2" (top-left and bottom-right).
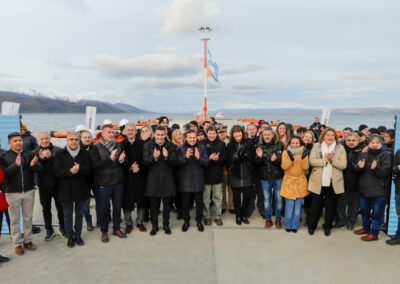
[
  {"x1": 49, "y1": 0, "x2": 93, "y2": 13},
  {"x1": 160, "y1": 0, "x2": 220, "y2": 36},
  {"x1": 127, "y1": 77, "x2": 219, "y2": 90},
  {"x1": 221, "y1": 62, "x2": 265, "y2": 75},
  {"x1": 91, "y1": 53, "x2": 201, "y2": 78}
]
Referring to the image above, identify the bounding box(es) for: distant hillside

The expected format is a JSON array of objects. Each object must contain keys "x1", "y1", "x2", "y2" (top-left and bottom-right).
[{"x1": 0, "y1": 91, "x2": 151, "y2": 113}]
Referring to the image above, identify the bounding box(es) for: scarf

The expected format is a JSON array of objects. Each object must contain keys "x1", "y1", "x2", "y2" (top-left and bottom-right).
[
  {"x1": 66, "y1": 145, "x2": 80, "y2": 159},
  {"x1": 287, "y1": 146, "x2": 302, "y2": 155},
  {"x1": 321, "y1": 141, "x2": 336, "y2": 187},
  {"x1": 100, "y1": 136, "x2": 116, "y2": 152}
]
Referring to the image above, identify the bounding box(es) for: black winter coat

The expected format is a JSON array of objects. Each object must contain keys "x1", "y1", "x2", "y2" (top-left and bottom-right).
[
  {"x1": 203, "y1": 138, "x2": 226, "y2": 185},
  {"x1": 355, "y1": 148, "x2": 392, "y2": 197},
  {"x1": 22, "y1": 131, "x2": 38, "y2": 153},
  {"x1": 90, "y1": 142, "x2": 125, "y2": 187},
  {"x1": 343, "y1": 144, "x2": 362, "y2": 192},
  {"x1": 0, "y1": 149, "x2": 41, "y2": 193},
  {"x1": 121, "y1": 139, "x2": 146, "y2": 210},
  {"x1": 177, "y1": 142, "x2": 209, "y2": 192},
  {"x1": 81, "y1": 143, "x2": 95, "y2": 186},
  {"x1": 393, "y1": 149, "x2": 400, "y2": 195},
  {"x1": 226, "y1": 139, "x2": 254, "y2": 188},
  {"x1": 53, "y1": 148, "x2": 91, "y2": 202},
  {"x1": 32, "y1": 143, "x2": 61, "y2": 189},
  {"x1": 143, "y1": 139, "x2": 177, "y2": 198},
  {"x1": 255, "y1": 140, "x2": 284, "y2": 181}
]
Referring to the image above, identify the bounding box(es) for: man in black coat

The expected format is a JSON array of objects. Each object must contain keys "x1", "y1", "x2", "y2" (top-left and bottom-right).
[
  {"x1": 32, "y1": 132, "x2": 65, "y2": 241},
  {"x1": 336, "y1": 132, "x2": 362, "y2": 230},
  {"x1": 53, "y1": 132, "x2": 91, "y2": 248},
  {"x1": 203, "y1": 125, "x2": 226, "y2": 226},
  {"x1": 0, "y1": 132, "x2": 41, "y2": 255},
  {"x1": 90, "y1": 124, "x2": 127, "y2": 243},
  {"x1": 177, "y1": 130, "x2": 209, "y2": 232},
  {"x1": 121, "y1": 123, "x2": 147, "y2": 234},
  {"x1": 143, "y1": 126, "x2": 178, "y2": 236}
]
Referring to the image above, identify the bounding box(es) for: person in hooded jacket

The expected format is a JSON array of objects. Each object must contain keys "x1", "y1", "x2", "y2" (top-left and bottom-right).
[
  {"x1": 353, "y1": 134, "x2": 392, "y2": 241},
  {"x1": 203, "y1": 125, "x2": 226, "y2": 226},
  {"x1": 143, "y1": 126, "x2": 178, "y2": 236},
  {"x1": 226, "y1": 125, "x2": 255, "y2": 225},
  {"x1": 177, "y1": 130, "x2": 209, "y2": 232},
  {"x1": 336, "y1": 132, "x2": 362, "y2": 230},
  {"x1": 255, "y1": 126, "x2": 284, "y2": 229},
  {"x1": 20, "y1": 123, "x2": 38, "y2": 153}
]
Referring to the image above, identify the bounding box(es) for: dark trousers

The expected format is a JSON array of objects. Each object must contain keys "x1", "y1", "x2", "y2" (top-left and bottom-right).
[
  {"x1": 39, "y1": 187, "x2": 65, "y2": 231},
  {"x1": 97, "y1": 184, "x2": 123, "y2": 233},
  {"x1": 150, "y1": 197, "x2": 171, "y2": 228},
  {"x1": 182, "y1": 191, "x2": 203, "y2": 223},
  {"x1": 304, "y1": 194, "x2": 313, "y2": 224},
  {"x1": 336, "y1": 190, "x2": 359, "y2": 225},
  {"x1": 232, "y1": 187, "x2": 251, "y2": 219},
  {"x1": 62, "y1": 200, "x2": 84, "y2": 239},
  {"x1": 0, "y1": 209, "x2": 10, "y2": 234},
  {"x1": 309, "y1": 186, "x2": 337, "y2": 230},
  {"x1": 82, "y1": 197, "x2": 93, "y2": 226}
]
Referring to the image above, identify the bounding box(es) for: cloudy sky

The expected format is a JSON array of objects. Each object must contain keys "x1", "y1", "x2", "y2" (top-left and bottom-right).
[{"x1": 0, "y1": 0, "x2": 398, "y2": 112}]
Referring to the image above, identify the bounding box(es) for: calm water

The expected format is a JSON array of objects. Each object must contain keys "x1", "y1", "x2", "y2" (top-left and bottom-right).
[{"x1": 20, "y1": 111, "x2": 397, "y2": 134}]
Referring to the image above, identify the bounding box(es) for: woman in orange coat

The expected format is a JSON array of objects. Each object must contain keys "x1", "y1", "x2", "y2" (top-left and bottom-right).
[{"x1": 280, "y1": 136, "x2": 309, "y2": 232}]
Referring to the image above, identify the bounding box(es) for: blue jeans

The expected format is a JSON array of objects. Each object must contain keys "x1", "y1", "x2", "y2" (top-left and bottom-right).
[
  {"x1": 82, "y1": 197, "x2": 92, "y2": 226},
  {"x1": 359, "y1": 194, "x2": 386, "y2": 237},
  {"x1": 62, "y1": 200, "x2": 84, "y2": 239},
  {"x1": 261, "y1": 179, "x2": 283, "y2": 220},
  {"x1": 97, "y1": 184, "x2": 123, "y2": 233},
  {"x1": 284, "y1": 198, "x2": 303, "y2": 229},
  {"x1": 395, "y1": 194, "x2": 400, "y2": 238}
]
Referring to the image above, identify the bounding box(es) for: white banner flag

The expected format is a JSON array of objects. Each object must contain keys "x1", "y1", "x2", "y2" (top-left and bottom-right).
[
  {"x1": 321, "y1": 108, "x2": 332, "y2": 126},
  {"x1": 1, "y1": 101, "x2": 20, "y2": 115},
  {"x1": 85, "y1": 106, "x2": 96, "y2": 130}
]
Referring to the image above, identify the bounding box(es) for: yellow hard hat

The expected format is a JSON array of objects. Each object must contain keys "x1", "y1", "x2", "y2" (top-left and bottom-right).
[{"x1": 21, "y1": 123, "x2": 28, "y2": 130}]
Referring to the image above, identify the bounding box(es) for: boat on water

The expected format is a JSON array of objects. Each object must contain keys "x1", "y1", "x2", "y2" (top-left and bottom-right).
[{"x1": 214, "y1": 112, "x2": 233, "y2": 120}]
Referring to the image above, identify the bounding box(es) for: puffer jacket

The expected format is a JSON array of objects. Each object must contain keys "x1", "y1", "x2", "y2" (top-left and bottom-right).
[
  {"x1": 177, "y1": 142, "x2": 209, "y2": 192},
  {"x1": 31, "y1": 143, "x2": 61, "y2": 189},
  {"x1": 226, "y1": 139, "x2": 254, "y2": 188},
  {"x1": 203, "y1": 137, "x2": 226, "y2": 185},
  {"x1": 255, "y1": 140, "x2": 284, "y2": 181},
  {"x1": 355, "y1": 148, "x2": 392, "y2": 197}
]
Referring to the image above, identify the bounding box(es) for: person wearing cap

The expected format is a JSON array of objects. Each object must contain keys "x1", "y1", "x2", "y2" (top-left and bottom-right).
[
  {"x1": 31, "y1": 132, "x2": 66, "y2": 240},
  {"x1": 353, "y1": 134, "x2": 391, "y2": 241},
  {"x1": 90, "y1": 124, "x2": 127, "y2": 243},
  {"x1": 217, "y1": 125, "x2": 234, "y2": 214},
  {"x1": 20, "y1": 123, "x2": 38, "y2": 154},
  {"x1": 0, "y1": 132, "x2": 41, "y2": 255}
]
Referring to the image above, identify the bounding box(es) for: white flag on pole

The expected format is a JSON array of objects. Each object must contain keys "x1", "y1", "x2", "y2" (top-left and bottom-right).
[{"x1": 85, "y1": 106, "x2": 96, "y2": 130}]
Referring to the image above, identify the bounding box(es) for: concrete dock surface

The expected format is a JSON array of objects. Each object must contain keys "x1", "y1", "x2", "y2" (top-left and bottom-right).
[{"x1": 1, "y1": 193, "x2": 400, "y2": 284}]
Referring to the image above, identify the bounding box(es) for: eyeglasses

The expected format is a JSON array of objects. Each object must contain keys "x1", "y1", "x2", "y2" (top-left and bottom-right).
[{"x1": 68, "y1": 138, "x2": 79, "y2": 141}]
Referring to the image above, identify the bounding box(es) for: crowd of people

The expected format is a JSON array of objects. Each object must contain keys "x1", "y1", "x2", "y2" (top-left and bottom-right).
[{"x1": 0, "y1": 115, "x2": 399, "y2": 264}]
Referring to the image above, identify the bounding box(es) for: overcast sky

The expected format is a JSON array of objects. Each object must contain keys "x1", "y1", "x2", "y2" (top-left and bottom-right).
[{"x1": 0, "y1": 0, "x2": 398, "y2": 112}]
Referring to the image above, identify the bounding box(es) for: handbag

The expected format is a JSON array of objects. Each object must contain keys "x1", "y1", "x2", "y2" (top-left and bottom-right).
[{"x1": 0, "y1": 191, "x2": 9, "y2": 211}]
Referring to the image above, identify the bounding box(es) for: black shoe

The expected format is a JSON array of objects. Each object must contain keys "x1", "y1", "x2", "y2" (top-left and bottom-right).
[
  {"x1": 292, "y1": 229, "x2": 298, "y2": 233},
  {"x1": 324, "y1": 228, "x2": 331, "y2": 236},
  {"x1": 346, "y1": 224, "x2": 354, "y2": 230},
  {"x1": 386, "y1": 237, "x2": 400, "y2": 246},
  {"x1": 67, "y1": 238, "x2": 75, "y2": 248},
  {"x1": 236, "y1": 217, "x2": 242, "y2": 225},
  {"x1": 163, "y1": 224, "x2": 171, "y2": 235},
  {"x1": 229, "y1": 209, "x2": 235, "y2": 214},
  {"x1": 308, "y1": 228, "x2": 315, "y2": 235},
  {"x1": 242, "y1": 217, "x2": 250, "y2": 225},
  {"x1": 197, "y1": 222, "x2": 204, "y2": 232},
  {"x1": 144, "y1": 213, "x2": 150, "y2": 223},
  {"x1": 75, "y1": 236, "x2": 84, "y2": 246},
  {"x1": 285, "y1": 229, "x2": 291, "y2": 233},
  {"x1": 222, "y1": 209, "x2": 226, "y2": 214},
  {"x1": 150, "y1": 227, "x2": 159, "y2": 236},
  {"x1": 182, "y1": 222, "x2": 190, "y2": 232},
  {"x1": 0, "y1": 255, "x2": 10, "y2": 263},
  {"x1": 32, "y1": 226, "x2": 41, "y2": 234}
]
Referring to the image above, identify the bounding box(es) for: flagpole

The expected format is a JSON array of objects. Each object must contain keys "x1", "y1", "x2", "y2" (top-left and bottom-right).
[{"x1": 200, "y1": 27, "x2": 212, "y2": 121}]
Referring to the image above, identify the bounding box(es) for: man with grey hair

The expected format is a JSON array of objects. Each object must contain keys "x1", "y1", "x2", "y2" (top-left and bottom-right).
[
  {"x1": 121, "y1": 123, "x2": 147, "y2": 234},
  {"x1": 336, "y1": 132, "x2": 362, "y2": 230},
  {"x1": 31, "y1": 132, "x2": 65, "y2": 240}
]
